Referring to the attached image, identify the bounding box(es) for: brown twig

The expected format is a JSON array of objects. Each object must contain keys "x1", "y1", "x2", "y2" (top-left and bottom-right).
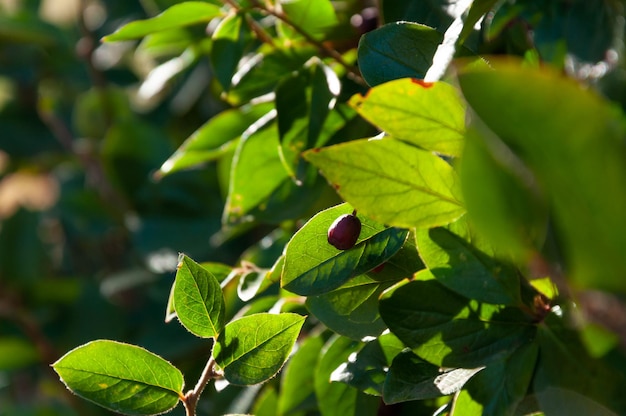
[
  {"x1": 182, "y1": 356, "x2": 222, "y2": 416},
  {"x1": 222, "y1": 0, "x2": 365, "y2": 84}
]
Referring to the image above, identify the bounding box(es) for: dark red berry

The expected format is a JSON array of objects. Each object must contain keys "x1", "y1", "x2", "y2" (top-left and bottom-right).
[{"x1": 327, "y1": 213, "x2": 361, "y2": 250}]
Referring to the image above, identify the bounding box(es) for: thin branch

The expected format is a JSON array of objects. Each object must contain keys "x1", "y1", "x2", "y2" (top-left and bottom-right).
[
  {"x1": 182, "y1": 356, "x2": 222, "y2": 416},
  {"x1": 222, "y1": 0, "x2": 365, "y2": 84}
]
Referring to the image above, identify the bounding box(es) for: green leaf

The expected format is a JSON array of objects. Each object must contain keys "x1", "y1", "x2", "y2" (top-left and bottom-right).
[
  {"x1": 172, "y1": 254, "x2": 226, "y2": 338},
  {"x1": 276, "y1": 61, "x2": 340, "y2": 181},
  {"x1": 306, "y1": 230, "x2": 423, "y2": 339},
  {"x1": 416, "y1": 227, "x2": 522, "y2": 306},
  {"x1": 278, "y1": 0, "x2": 339, "y2": 39},
  {"x1": 532, "y1": 312, "x2": 626, "y2": 415},
  {"x1": 459, "y1": 0, "x2": 498, "y2": 43},
  {"x1": 381, "y1": 0, "x2": 454, "y2": 30},
  {"x1": 459, "y1": 126, "x2": 548, "y2": 262},
  {"x1": 278, "y1": 335, "x2": 324, "y2": 415},
  {"x1": 453, "y1": 343, "x2": 538, "y2": 416},
  {"x1": 330, "y1": 332, "x2": 405, "y2": 396},
  {"x1": 314, "y1": 336, "x2": 379, "y2": 416},
  {"x1": 383, "y1": 350, "x2": 483, "y2": 404},
  {"x1": 224, "y1": 118, "x2": 288, "y2": 224},
  {"x1": 306, "y1": 274, "x2": 392, "y2": 340},
  {"x1": 358, "y1": 22, "x2": 443, "y2": 86},
  {"x1": 303, "y1": 138, "x2": 465, "y2": 229},
  {"x1": 282, "y1": 203, "x2": 408, "y2": 296},
  {"x1": 379, "y1": 279, "x2": 536, "y2": 368},
  {"x1": 226, "y1": 46, "x2": 316, "y2": 105},
  {"x1": 168, "y1": 261, "x2": 227, "y2": 325},
  {"x1": 458, "y1": 61, "x2": 626, "y2": 294},
  {"x1": 103, "y1": 2, "x2": 223, "y2": 42},
  {"x1": 211, "y1": 12, "x2": 253, "y2": 90},
  {"x1": 157, "y1": 103, "x2": 272, "y2": 177},
  {"x1": 349, "y1": 79, "x2": 466, "y2": 157},
  {"x1": 52, "y1": 340, "x2": 183, "y2": 416},
  {"x1": 213, "y1": 313, "x2": 305, "y2": 385}
]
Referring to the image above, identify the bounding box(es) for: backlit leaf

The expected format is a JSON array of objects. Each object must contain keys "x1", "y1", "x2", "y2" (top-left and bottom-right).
[
  {"x1": 103, "y1": 2, "x2": 222, "y2": 42},
  {"x1": 349, "y1": 78, "x2": 465, "y2": 156},
  {"x1": 279, "y1": 0, "x2": 339, "y2": 39},
  {"x1": 157, "y1": 103, "x2": 272, "y2": 177},
  {"x1": 304, "y1": 138, "x2": 465, "y2": 229},
  {"x1": 458, "y1": 61, "x2": 626, "y2": 294}
]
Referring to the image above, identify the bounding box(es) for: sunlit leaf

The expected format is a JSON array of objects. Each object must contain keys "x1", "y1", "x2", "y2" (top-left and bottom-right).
[
  {"x1": 213, "y1": 313, "x2": 305, "y2": 385},
  {"x1": 157, "y1": 103, "x2": 272, "y2": 177},
  {"x1": 279, "y1": 0, "x2": 339, "y2": 39},
  {"x1": 282, "y1": 203, "x2": 408, "y2": 296},
  {"x1": 172, "y1": 255, "x2": 226, "y2": 338},
  {"x1": 53, "y1": 340, "x2": 183, "y2": 416},
  {"x1": 211, "y1": 12, "x2": 253, "y2": 90},
  {"x1": 349, "y1": 78, "x2": 465, "y2": 156},
  {"x1": 304, "y1": 138, "x2": 465, "y2": 229},
  {"x1": 103, "y1": 2, "x2": 223, "y2": 42}
]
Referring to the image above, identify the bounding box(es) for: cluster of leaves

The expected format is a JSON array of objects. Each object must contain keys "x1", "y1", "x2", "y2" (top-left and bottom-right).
[{"x1": 3, "y1": 0, "x2": 626, "y2": 415}]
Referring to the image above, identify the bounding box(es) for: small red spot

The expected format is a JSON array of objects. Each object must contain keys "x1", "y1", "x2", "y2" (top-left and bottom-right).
[
  {"x1": 411, "y1": 79, "x2": 434, "y2": 88},
  {"x1": 371, "y1": 263, "x2": 386, "y2": 273},
  {"x1": 311, "y1": 148, "x2": 321, "y2": 153},
  {"x1": 332, "y1": 184, "x2": 340, "y2": 190}
]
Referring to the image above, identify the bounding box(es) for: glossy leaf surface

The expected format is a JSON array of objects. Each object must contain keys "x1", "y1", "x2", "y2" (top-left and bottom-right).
[
  {"x1": 282, "y1": 203, "x2": 408, "y2": 296},
  {"x1": 213, "y1": 313, "x2": 305, "y2": 385},
  {"x1": 211, "y1": 12, "x2": 253, "y2": 90},
  {"x1": 358, "y1": 22, "x2": 443, "y2": 86}
]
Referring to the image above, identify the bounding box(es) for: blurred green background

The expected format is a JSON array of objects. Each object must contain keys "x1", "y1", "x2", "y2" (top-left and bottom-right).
[{"x1": 0, "y1": 1, "x2": 261, "y2": 414}]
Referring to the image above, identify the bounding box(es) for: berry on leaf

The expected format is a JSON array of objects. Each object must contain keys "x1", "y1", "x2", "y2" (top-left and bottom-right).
[{"x1": 327, "y1": 211, "x2": 361, "y2": 250}]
